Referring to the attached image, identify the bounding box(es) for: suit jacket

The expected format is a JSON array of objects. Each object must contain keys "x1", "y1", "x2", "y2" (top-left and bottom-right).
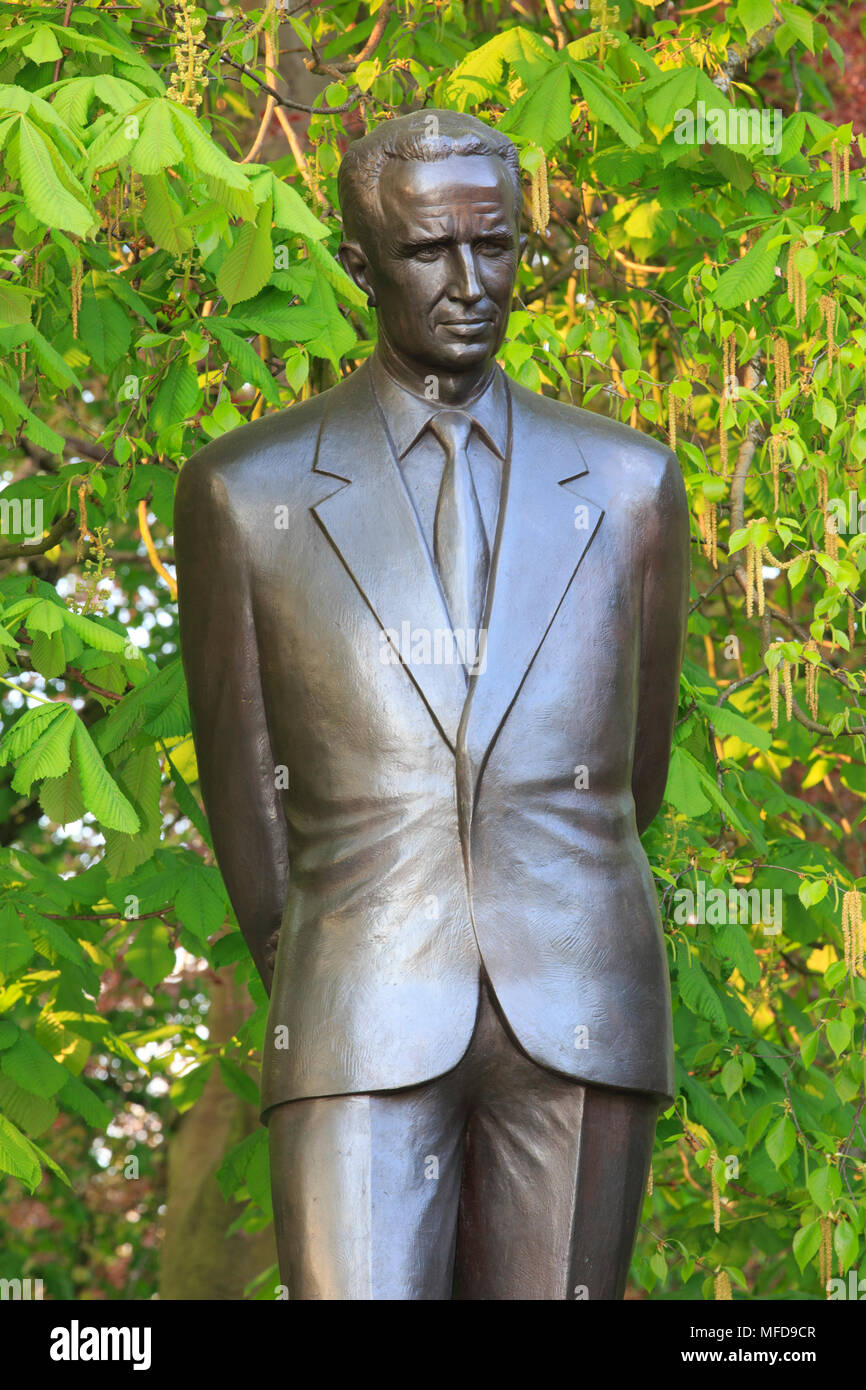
[{"x1": 174, "y1": 360, "x2": 689, "y2": 1111}]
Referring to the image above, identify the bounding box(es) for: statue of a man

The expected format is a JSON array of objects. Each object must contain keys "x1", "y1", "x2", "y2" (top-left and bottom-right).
[{"x1": 175, "y1": 109, "x2": 689, "y2": 1300}]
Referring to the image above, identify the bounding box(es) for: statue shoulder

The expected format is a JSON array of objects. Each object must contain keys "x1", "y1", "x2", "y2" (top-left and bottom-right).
[
  {"x1": 511, "y1": 380, "x2": 684, "y2": 511},
  {"x1": 176, "y1": 391, "x2": 330, "y2": 514}
]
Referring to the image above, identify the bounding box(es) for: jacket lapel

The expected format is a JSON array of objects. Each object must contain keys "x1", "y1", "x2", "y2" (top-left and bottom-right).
[
  {"x1": 463, "y1": 380, "x2": 604, "y2": 783},
  {"x1": 311, "y1": 362, "x2": 468, "y2": 751}
]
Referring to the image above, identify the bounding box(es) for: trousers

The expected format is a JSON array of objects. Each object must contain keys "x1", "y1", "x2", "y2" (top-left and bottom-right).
[{"x1": 267, "y1": 971, "x2": 659, "y2": 1300}]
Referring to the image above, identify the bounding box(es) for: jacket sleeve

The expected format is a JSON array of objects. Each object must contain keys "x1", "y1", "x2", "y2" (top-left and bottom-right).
[
  {"x1": 174, "y1": 450, "x2": 290, "y2": 991},
  {"x1": 631, "y1": 449, "x2": 690, "y2": 836}
]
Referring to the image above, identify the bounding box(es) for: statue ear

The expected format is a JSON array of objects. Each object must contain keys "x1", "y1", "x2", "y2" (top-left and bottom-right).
[
  {"x1": 338, "y1": 242, "x2": 376, "y2": 307},
  {"x1": 518, "y1": 233, "x2": 528, "y2": 260}
]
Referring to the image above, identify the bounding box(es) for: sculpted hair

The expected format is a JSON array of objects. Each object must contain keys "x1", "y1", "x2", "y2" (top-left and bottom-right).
[{"x1": 338, "y1": 110, "x2": 522, "y2": 244}]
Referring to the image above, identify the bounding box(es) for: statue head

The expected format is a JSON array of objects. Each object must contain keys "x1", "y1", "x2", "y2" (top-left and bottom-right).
[{"x1": 337, "y1": 109, "x2": 525, "y2": 392}]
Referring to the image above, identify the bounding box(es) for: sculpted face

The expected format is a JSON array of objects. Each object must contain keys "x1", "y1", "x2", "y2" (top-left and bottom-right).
[{"x1": 342, "y1": 153, "x2": 523, "y2": 391}]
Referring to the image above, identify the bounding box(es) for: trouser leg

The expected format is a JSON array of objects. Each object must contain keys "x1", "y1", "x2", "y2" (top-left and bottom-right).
[
  {"x1": 453, "y1": 978, "x2": 659, "y2": 1300},
  {"x1": 267, "y1": 1063, "x2": 469, "y2": 1300}
]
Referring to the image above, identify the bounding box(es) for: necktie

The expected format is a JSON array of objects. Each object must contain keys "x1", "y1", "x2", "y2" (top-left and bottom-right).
[{"x1": 430, "y1": 410, "x2": 490, "y2": 639}]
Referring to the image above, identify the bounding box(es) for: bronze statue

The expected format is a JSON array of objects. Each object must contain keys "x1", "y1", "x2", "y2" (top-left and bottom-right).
[{"x1": 175, "y1": 109, "x2": 689, "y2": 1300}]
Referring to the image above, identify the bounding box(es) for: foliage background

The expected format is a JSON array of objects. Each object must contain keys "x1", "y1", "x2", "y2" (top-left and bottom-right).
[{"x1": 0, "y1": 0, "x2": 863, "y2": 1301}]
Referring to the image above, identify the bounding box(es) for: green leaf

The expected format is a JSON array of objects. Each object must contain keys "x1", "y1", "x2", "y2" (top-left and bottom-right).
[
  {"x1": 169, "y1": 103, "x2": 251, "y2": 190},
  {"x1": 103, "y1": 744, "x2": 162, "y2": 878},
  {"x1": 0, "y1": 282, "x2": 32, "y2": 326},
  {"x1": 737, "y1": 0, "x2": 775, "y2": 39},
  {"x1": 270, "y1": 173, "x2": 329, "y2": 243},
  {"x1": 793, "y1": 1218, "x2": 822, "y2": 1272},
  {"x1": 15, "y1": 117, "x2": 95, "y2": 236},
  {"x1": 125, "y1": 920, "x2": 175, "y2": 989},
  {"x1": 720, "y1": 1057, "x2": 744, "y2": 1099},
  {"x1": 799, "y1": 1029, "x2": 819, "y2": 1069},
  {"x1": 715, "y1": 923, "x2": 761, "y2": 986},
  {"x1": 644, "y1": 65, "x2": 697, "y2": 130},
  {"x1": 141, "y1": 172, "x2": 193, "y2": 255},
  {"x1": 665, "y1": 745, "x2": 712, "y2": 816},
  {"x1": 171, "y1": 1059, "x2": 213, "y2": 1114},
  {"x1": 22, "y1": 24, "x2": 64, "y2": 65},
  {"x1": 713, "y1": 227, "x2": 781, "y2": 309},
  {"x1": 765, "y1": 1114, "x2": 796, "y2": 1168},
  {"x1": 61, "y1": 608, "x2": 128, "y2": 654},
  {"x1": 572, "y1": 64, "x2": 641, "y2": 150},
  {"x1": 71, "y1": 719, "x2": 140, "y2": 833},
  {"x1": 0, "y1": 1074, "x2": 57, "y2": 1137},
  {"x1": 175, "y1": 865, "x2": 227, "y2": 941},
  {"x1": 206, "y1": 321, "x2": 280, "y2": 405},
  {"x1": 216, "y1": 1128, "x2": 266, "y2": 1200},
  {"x1": 699, "y1": 701, "x2": 772, "y2": 752},
  {"x1": 0, "y1": 376, "x2": 65, "y2": 453},
  {"x1": 130, "y1": 98, "x2": 184, "y2": 174},
  {"x1": 0, "y1": 1113, "x2": 42, "y2": 1190},
  {"x1": 218, "y1": 1056, "x2": 259, "y2": 1105},
  {"x1": 1, "y1": 1030, "x2": 69, "y2": 1099},
  {"x1": 150, "y1": 359, "x2": 201, "y2": 432},
  {"x1": 500, "y1": 63, "x2": 573, "y2": 151},
  {"x1": 825, "y1": 1017, "x2": 851, "y2": 1057},
  {"x1": 216, "y1": 197, "x2": 274, "y2": 307},
  {"x1": 11, "y1": 705, "x2": 75, "y2": 794},
  {"x1": 615, "y1": 315, "x2": 641, "y2": 370},
  {"x1": 779, "y1": 3, "x2": 814, "y2": 52},
  {"x1": 0, "y1": 903, "x2": 36, "y2": 975},
  {"x1": 834, "y1": 1219, "x2": 858, "y2": 1275},
  {"x1": 0, "y1": 700, "x2": 65, "y2": 763},
  {"x1": 28, "y1": 913, "x2": 85, "y2": 967},
  {"x1": 79, "y1": 286, "x2": 132, "y2": 372},
  {"x1": 28, "y1": 631, "x2": 63, "y2": 678},
  {"x1": 677, "y1": 959, "x2": 728, "y2": 1030},
  {"x1": 60, "y1": 1071, "x2": 113, "y2": 1129},
  {"x1": 807, "y1": 1163, "x2": 841, "y2": 1213},
  {"x1": 26, "y1": 598, "x2": 64, "y2": 635},
  {"x1": 39, "y1": 763, "x2": 86, "y2": 826},
  {"x1": 798, "y1": 878, "x2": 828, "y2": 908},
  {"x1": 29, "y1": 327, "x2": 81, "y2": 389}
]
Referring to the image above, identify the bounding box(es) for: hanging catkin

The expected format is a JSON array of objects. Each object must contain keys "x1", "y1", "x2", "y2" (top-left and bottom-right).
[
  {"x1": 842, "y1": 890, "x2": 864, "y2": 978},
  {"x1": 769, "y1": 434, "x2": 784, "y2": 511},
  {"x1": 781, "y1": 659, "x2": 793, "y2": 720},
  {"x1": 770, "y1": 663, "x2": 780, "y2": 730},
  {"x1": 772, "y1": 334, "x2": 790, "y2": 407},
  {"x1": 818, "y1": 293, "x2": 837, "y2": 370},
  {"x1": 70, "y1": 259, "x2": 82, "y2": 338},
  {"x1": 819, "y1": 1216, "x2": 833, "y2": 1296},
  {"x1": 714, "y1": 1269, "x2": 732, "y2": 1300},
  {"x1": 804, "y1": 640, "x2": 820, "y2": 720},
  {"x1": 710, "y1": 1155, "x2": 721, "y2": 1234},
  {"x1": 787, "y1": 241, "x2": 807, "y2": 328},
  {"x1": 831, "y1": 141, "x2": 841, "y2": 212},
  {"x1": 530, "y1": 156, "x2": 549, "y2": 235}
]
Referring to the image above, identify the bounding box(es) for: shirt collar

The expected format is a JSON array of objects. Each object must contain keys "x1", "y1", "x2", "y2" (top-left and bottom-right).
[{"x1": 370, "y1": 350, "x2": 507, "y2": 461}]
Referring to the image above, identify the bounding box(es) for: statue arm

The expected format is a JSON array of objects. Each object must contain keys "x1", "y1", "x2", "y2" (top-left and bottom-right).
[
  {"x1": 631, "y1": 450, "x2": 690, "y2": 836},
  {"x1": 174, "y1": 455, "x2": 290, "y2": 992}
]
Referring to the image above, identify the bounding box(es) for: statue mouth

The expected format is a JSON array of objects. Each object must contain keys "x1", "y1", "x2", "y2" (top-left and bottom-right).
[{"x1": 440, "y1": 319, "x2": 494, "y2": 336}]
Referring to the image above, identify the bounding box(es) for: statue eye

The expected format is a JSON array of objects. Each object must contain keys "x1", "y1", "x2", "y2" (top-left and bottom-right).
[{"x1": 413, "y1": 245, "x2": 443, "y2": 261}]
